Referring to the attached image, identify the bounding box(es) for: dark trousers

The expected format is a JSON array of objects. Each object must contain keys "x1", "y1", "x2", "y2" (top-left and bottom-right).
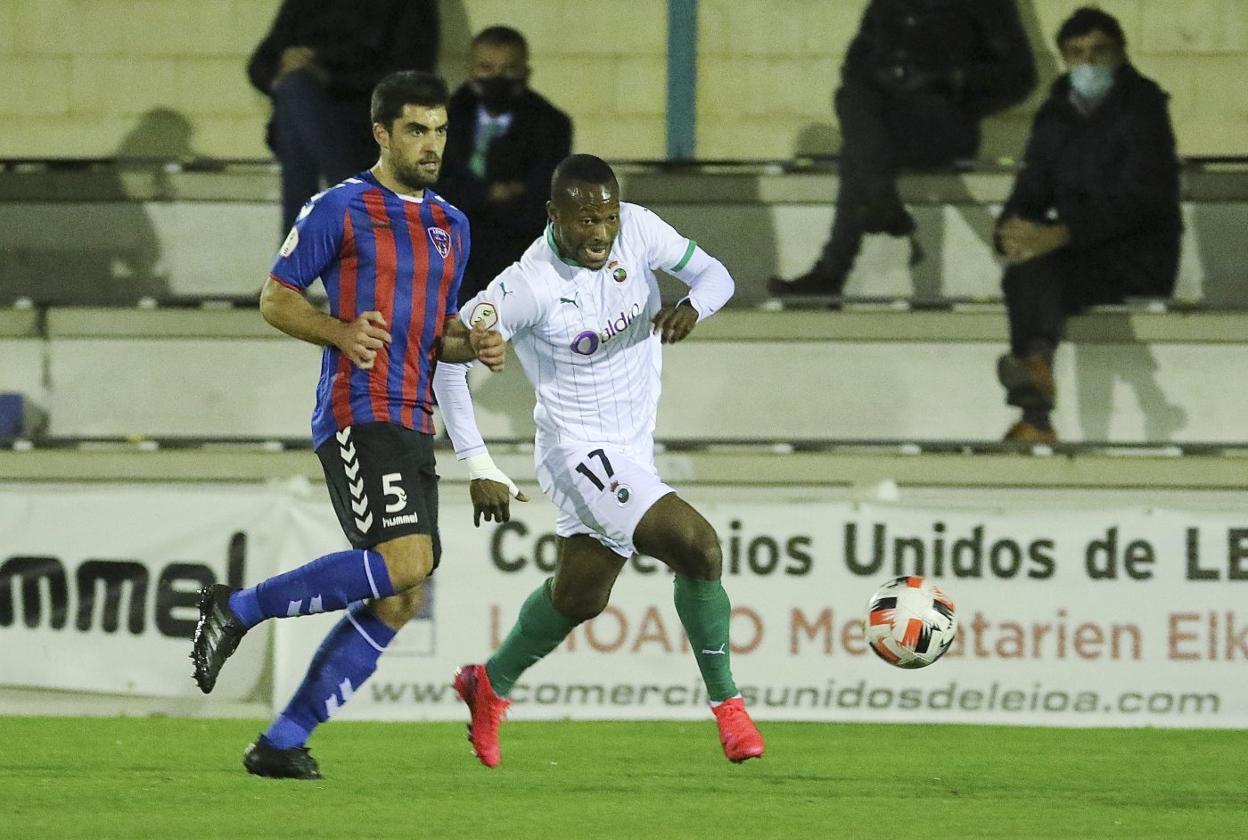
[
  {"x1": 817, "y1": 80, "x2": 979, "y2": 290},
  {"x1": 1001, "y1": 246, "x2": 1174, "y2": 358},
  {"x1": 1002, "y1": 255, "x2": 1070, "y2": 359},
  {"x1": 270, "y1": 71, "x2": 376, "y2": 234}
]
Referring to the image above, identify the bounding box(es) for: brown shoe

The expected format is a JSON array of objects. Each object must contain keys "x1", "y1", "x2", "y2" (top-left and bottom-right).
[
  {"x1": 997, "y1": 354, "x2": 1056, "y2": 409},
  {"x1": 1003, "y1": 420, "x2": 1057, "y2": 443}
]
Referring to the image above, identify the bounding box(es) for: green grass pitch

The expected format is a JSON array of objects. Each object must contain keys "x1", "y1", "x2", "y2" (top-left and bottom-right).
[{"x1": 2, "y1": 717, "x2": 1244, "y2": 839}]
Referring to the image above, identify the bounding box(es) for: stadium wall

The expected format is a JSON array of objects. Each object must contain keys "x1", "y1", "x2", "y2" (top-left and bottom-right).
[
  {"x1": 1, "y1": 1, "x2": 1247, "y2": 161},
  {"x1": 4, "y1": 307, "x2": 1247, "y2": 444}
]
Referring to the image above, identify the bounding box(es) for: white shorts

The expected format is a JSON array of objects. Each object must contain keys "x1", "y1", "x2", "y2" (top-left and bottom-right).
[{"x1": 534, "y1": 440, "x2": 675, "y2": 557}]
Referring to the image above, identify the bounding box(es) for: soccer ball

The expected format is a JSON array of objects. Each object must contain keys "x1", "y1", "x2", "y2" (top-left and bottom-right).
[{"x1": 864, "y1": 576, "x2": 957, "y2": 669}]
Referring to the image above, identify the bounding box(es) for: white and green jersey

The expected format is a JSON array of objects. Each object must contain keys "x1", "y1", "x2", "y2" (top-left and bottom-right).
[{"x1": 457, "y1": 202, "x2": 734, "y2": 451}]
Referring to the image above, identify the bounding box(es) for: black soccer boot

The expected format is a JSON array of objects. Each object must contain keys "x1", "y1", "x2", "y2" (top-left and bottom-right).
[
  {"x1": 243, "y1": 735, "x2": 323, "y2": 780},
  {"x1": 190, "y1": 584, "x2": 247, "y2": 694}
]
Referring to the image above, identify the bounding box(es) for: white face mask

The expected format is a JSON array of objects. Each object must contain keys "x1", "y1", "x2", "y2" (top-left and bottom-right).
[{"x1": 1069, "y1": 63, "x2": 1115, "y2": 104}]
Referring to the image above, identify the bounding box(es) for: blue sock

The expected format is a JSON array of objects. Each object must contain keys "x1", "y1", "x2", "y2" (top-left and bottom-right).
[
  {"x1": 228, "y1": 549, "x2": 395, "y2": 630},
  {"x1": 264, "y1": 602, "x2": 398, "y2": 749}
]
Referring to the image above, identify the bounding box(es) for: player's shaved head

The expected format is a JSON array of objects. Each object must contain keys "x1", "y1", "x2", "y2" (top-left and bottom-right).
[{"x1": 551, "y1": 154, "x2": 617, "y2": 199}]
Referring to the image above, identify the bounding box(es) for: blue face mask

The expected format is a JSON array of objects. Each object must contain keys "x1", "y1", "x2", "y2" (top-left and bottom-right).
[{"x1": 1069, "y1": 63, "x2": 1115, "y2": 103}]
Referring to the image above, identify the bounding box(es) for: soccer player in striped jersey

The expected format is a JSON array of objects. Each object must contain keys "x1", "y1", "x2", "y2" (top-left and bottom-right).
[
  {"x1": 435, "y1": 154, "x2": 765, "y2": 766},
  {"x1": 190, "y1": 71, "x2": 517, "y2": 780}
]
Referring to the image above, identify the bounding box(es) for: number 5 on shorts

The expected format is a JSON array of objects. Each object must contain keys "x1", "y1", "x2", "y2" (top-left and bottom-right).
[
  {"x1": 574, "y1": 449, "x2": 614, "y2": 492},
  {"x1": 382, "y1": 472, "x2": 409, "y2": 514}
]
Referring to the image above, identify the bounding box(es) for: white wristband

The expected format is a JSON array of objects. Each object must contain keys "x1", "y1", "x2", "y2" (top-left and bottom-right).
[{"x1": 464, "y1": 452, "x2": 520, "y2": 498}]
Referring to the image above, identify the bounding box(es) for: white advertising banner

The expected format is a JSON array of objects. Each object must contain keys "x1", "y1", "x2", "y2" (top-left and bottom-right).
[
  {"x1": 274, "y1": 491, "x2": 1248, "y2": 728},
  {"x1": 0, "y1": 483, "x2": 283, "y2": 699}
]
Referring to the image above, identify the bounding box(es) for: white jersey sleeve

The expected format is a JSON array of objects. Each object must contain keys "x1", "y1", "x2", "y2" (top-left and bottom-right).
[
  {"x1": 431, "y1": 361, "x2": 485, "y2": 459},
  {"x1": 633, "y1": 205, "x2": 734, "y2": 321},
  {"x1": 459, "y1": 265, "x2": 547, "y2": 342}
]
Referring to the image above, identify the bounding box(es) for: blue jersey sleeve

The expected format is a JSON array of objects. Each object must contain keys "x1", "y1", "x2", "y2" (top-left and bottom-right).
[
  {"x1": 445, "y1": 213, "x2": 470, "y2": 318},
  {"x1": 269, "y1": 192, "x2": 345, "y2": 292}
]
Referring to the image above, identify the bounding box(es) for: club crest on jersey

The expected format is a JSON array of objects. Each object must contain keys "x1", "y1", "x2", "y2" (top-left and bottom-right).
[
  {"x1": 610, "y1": 480, "x2": 632, "y2": 506},
  {"x1": 607, "y1": 260, "x2": 627, "y2": 283},
  {"x1": 469, "y1": 302, "x2": 498, "y2": 329},
  {"x1": 428, "y1": 227, "x2": 451, "y2": 258}
]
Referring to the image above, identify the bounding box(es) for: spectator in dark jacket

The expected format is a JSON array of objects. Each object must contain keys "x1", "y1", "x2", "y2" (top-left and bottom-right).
[
  {"x1": 994, "y1": 7, "x2": 1181, "y2": 443},
  {"x1": 437, "y1": 27, "x2": 573, "y2": 305},
  {"x1": 770, "y1": 0, "x2": 1036, "y2": 302},
  {"x1": 247, "y1": 0, "x2": 439, "y2": 234}
]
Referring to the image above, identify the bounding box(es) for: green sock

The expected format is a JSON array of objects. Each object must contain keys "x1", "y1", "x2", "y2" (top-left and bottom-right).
[
  {"x1": 673, "y1": 574, "x2": 739, "y2": 702},
  {"x1": 485, "y1": 578, "x2": 577, "y2": 697}
]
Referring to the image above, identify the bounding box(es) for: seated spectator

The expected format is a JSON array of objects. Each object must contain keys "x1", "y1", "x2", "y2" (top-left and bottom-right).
[
  {"x1": 994, "y1": 7, "x2": 1181, "y2": 443},
  {"x1": 247, "y1": 0, "x2": 439, "y2": 234},
  {"x1": 437, "y1": 26, "x2": 573, "y2": 305},
  {"x1": 769, "y1": 0, "x2": 1035, "y2": 303}
]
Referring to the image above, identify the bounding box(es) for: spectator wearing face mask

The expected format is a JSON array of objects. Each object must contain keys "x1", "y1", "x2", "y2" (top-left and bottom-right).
[
  {"x1": 992, "y1": 6, "x2": 1181, "y2": 443},
  {"x1": 438, "y1": 26, "x2": 573, "y2": 304}
]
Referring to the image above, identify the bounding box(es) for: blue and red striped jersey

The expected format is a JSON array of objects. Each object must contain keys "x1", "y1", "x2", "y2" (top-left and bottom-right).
[{"x1": 269, "y1": 171, "x2": 469, "y2": 447}]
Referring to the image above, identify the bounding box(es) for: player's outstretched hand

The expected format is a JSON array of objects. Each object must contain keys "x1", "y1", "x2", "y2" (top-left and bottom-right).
[
  {"x1": 651, "y1": 303, "x2": 698, "y2": 344},
  {"x1": 338, "y1": 311, "x2": 391, "y2": 370},
  {"x1": 470, "y1": 320, "x2": 506, "y2": 371},
  {"x1": 470, "y1": 479, "x2": 530, "y2": 527}
]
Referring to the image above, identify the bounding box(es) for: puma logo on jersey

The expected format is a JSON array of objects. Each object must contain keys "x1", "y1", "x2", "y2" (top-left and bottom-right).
[
  {"x1": 559, "y1": 296, "x2": 579, "y2": 307},
  {"x1": 701, "y1": 643, "x2": 727, "y2": 656}
]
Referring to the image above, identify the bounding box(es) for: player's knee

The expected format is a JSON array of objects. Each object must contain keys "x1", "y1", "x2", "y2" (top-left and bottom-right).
[
  {"x1": 370, "y1": 586, "x2": 425, "y2": 629},
  {"x1": 376, "y1": 536, "x2": 434, "y2": 591},
  {"x1": 551, "y1": 586, "x2": 611, "y2": 625},
  {"x1": 687, "y1": 534, "x2": 723, "y2": 581},
  {"x1": 672, "y1": 522, "x2": 722, "y2": 581}
]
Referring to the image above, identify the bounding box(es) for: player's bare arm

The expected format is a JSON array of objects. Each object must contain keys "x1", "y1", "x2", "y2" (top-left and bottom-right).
[
  {"x1": 651, "y1": 299, "x2": 700, "y2": 344},
  {"x1": 441, "y1": 316, "x2": 506, "y2": 370},
  {"x1": 259, "y1": 276, "x2": 391, "y2": 370}
]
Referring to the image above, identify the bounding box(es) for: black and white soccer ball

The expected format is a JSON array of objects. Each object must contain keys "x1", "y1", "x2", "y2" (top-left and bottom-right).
[{"x1": 864, "y1": 576, "x2": 957, "y2": 669}]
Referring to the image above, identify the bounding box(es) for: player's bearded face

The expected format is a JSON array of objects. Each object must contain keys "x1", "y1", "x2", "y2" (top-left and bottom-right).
[
  {"x1": 550, "y1": 182, "x2": 622, "y2": 270},
  {"x1": 379, "y1": 104, "x2": 448, "y2": 191}
]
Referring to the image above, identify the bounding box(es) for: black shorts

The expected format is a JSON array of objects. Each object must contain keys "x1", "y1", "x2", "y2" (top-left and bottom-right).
[{"x1": 316, "y1": 422, "x2": 440, "y2": 566}]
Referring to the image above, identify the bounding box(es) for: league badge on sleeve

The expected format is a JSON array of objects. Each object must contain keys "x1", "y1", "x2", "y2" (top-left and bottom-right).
[
  {"x1": 279, "y1": 226, "x2": 299, "y2": 258},
  {"x1": 469, "y1": 302, "x2": 499, "y2": 329}
]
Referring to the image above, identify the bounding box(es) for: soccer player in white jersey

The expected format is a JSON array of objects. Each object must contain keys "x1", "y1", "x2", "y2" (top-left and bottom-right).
[{"x1": 434, "y1": 153, "x2": 765, "y2": 766}]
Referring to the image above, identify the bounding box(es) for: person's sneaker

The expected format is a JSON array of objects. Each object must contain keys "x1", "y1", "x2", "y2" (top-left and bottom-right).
[
  {"x1": 191, "y1": 584, "x2": 247, "y2": 694},
  {"x1": 997, "y1": 353, "x2": 1056, "y2": 409},
  {"x1": 453, "y1": 664, "x2": 510, "y2": 768},
  {"x1": 243, "y1": 735, "x2": 322, "y2": 780},
  {"x1": 1004, "y1": 419, "x2": 1058, "y2": 444},
  {"x1": 712, "y1": 697, "x2": 765, "y2": 763}
]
